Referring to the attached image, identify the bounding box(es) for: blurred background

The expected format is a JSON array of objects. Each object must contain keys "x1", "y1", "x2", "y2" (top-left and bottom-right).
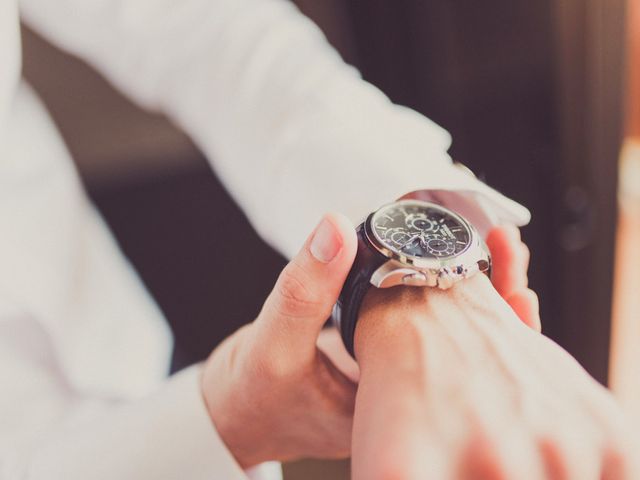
[{"x1": 21, "y1": 0, "x2": 638, "y2": 478}]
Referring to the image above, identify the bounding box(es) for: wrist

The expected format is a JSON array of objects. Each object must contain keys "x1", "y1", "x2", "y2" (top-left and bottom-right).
[{"x1": 353, "y1": 274, "x2": 500, "y2": 370}]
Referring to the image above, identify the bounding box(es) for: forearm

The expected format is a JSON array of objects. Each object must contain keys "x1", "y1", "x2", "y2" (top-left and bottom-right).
[
  {"x1": 19, "y1": 0, "x2": 446, "y2": 251},
  {"x1": 351, "y1": 275, "x2": 637, "y2": 480},
  {"x1": 351, "y1": 275, "x2": 529, "y2": 479},
  {"x1": 354, "y1": 274, "x2": 510, "y2": 370},
  {"x1": 20, "y1": 0, "x2": 529, "y2": 259}
]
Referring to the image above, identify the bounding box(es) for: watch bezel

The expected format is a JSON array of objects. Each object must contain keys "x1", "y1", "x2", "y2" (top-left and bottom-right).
[
  {"x1": 363, "y1": 199, "x2": 490, "y2": 289},
  {"x1": 364, "y1": 199, "x2": 475, "y2": 269}
]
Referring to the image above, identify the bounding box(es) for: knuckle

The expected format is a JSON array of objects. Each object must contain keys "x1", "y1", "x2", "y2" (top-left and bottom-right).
[{"x1": 274, "y1": 261, "x2": 321, "y2": 317}]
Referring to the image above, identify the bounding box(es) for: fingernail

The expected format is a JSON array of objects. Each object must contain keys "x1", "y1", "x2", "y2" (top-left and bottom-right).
[{"x1": 310, "y1": 217, "x2": 342, "y2": 263}]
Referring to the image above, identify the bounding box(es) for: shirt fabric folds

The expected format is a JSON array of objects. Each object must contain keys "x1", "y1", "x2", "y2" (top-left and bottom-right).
[{"x1": 0, "y1": 0, "x2": 529, "y2": 478}]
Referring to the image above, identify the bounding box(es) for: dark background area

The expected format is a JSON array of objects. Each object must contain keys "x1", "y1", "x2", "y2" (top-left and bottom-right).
[
  {"x1": 86, "y1": 1, "x2": 562, "y2": 376},
  {"x1": 22, "y1": 1, "x2": 627, "y2": 478}
]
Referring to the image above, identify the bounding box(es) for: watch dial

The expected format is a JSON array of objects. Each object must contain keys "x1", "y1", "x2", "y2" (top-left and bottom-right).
[{"x1": 370, "y1": 202, "x2": 471, "y2": 260}]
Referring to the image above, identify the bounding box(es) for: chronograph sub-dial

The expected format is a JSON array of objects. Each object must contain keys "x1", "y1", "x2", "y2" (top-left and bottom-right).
[
  {"x1": 381, "y1": 228, "x2": 418, "y2": 249},
  {"x1": 421, "y1": 235, "x2": 457, "y2": 256},
  {"x1": 370, "y1": 201, "x2": 472, "y2": 261},
  {"x1": 394, "y1": 232, "x2": 457, "y2": 258},
  {"x1": 405, "y1": 213, "x2": 437, "y2": 233}
]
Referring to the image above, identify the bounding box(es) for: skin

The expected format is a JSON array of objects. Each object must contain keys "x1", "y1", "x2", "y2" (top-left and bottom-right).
[
  {"x1": 351, "y1": 276, "x2": 639, "y2": 480},
  {"x1": 201, "y1": 213, "x2": 358, "y2": 467},
  {"x1": 198, "y1": 206, "x2": 634, "y2": 476}
]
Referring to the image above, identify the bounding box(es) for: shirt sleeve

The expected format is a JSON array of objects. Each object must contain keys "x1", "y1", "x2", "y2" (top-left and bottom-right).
[
  {"x1": 18, "y1": 0, "x2": 530, "y2": 259},
  {"x1": 0, "y1": 304, "x2": 281, "y2": 480}
]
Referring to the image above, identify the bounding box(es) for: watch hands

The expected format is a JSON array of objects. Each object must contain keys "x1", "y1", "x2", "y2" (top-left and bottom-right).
[{"x1": 400, "y1": 234, "x2": 421, "y2": 250}]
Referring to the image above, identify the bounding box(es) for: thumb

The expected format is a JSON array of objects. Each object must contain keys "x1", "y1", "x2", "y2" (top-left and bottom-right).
[{"x1": 257, "y1": 213, "x2": 357, "y2": 357}]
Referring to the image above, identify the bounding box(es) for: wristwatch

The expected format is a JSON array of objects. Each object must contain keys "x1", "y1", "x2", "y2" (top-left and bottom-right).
[{"x1": 333, "y1": 199, "x2": 491, "y2": 357}]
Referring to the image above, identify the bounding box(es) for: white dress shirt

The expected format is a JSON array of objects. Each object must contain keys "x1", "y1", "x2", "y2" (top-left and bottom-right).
[{"x1": 0, "y1": 0, "x2": 530, "y2": 478}]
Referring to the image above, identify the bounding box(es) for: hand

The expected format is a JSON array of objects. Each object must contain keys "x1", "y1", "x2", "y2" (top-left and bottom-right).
[
  {"x1": 402, "y1": 190, "x2": 539, "y2": 331},
  {"x1": 486, "y1": 224, "x2": 539, "y2": 331},
  {"x1": 200, "y1": 214, "x2": 358, "y2": 468},
  {"x1": 351, "y1": 275, "x2": 638, "y2": 480},
  {"x1": 319, "y1": 199, "x2": 540, "y2": 386}
]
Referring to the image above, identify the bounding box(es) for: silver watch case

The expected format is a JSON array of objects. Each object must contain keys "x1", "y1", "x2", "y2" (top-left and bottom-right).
[{"x1": 364, "y1": 200, "x2": 491, "y2": 290}]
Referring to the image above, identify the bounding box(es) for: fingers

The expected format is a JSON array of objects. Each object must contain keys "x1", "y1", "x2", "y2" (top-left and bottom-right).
[
  {"x1": 506, "y1": 288, "x2": 541, "y2": 332},
  {"x1": 486, "y1": 225, "x2": 541, "y2": 330},
  {"x1": 601, "y1": 443, "x2": 637, "y2": 480},
  {"x1": 317, "y1": 327, "x2": 360, "y2": 383},
  {"x1": 486, "y1": 225, "x2": 529, "y2": 298},
  {"x1": 257, "y1": 213, "x2": 357, "y2": 358},
  {"x1": 458, "y1": 432, "x2": 509, "y2": 480},
  {"x1": 541, "y1": 432, "x2": 602, "y2": 480}
]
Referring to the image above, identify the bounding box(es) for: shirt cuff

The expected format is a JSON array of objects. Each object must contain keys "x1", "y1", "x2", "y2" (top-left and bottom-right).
[
  {"x1": 435, "y1": 164, "x2": 531, "y2": 227},
  {"x1": 164, "y1": 365, "x2": 283, "y2": 480},
  {"x1": 403, "y1": 164, "x2": 531, "y2": 238}
]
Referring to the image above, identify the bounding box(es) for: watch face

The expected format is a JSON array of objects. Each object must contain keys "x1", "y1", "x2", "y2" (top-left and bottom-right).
[{"x1": 369, "y1": 201, "x2": 472, "y2": 260}]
